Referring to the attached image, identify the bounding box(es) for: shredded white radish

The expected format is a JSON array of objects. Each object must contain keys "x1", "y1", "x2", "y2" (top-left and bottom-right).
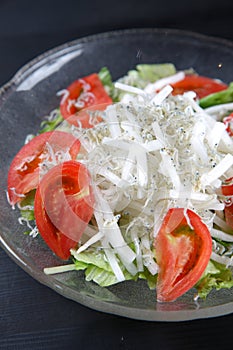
[
  {"x1": 211, "y1": 228, "x2": 233, "y2": 242},
  {"x1": 150, "y1": 85, "x2": 173, "y2": 105},
  {"x1": 211, "y1": 252, "x2": 233, "y2": 267},
  {"x1": 144, "y1": 71, "x2": 185, "y2": 93},
  {"x1": 205, "y1": 102, "x2": 233, "y2": 117},
  {"x1": 75, "y1": 231, "x2": 104, "y2": 254},
  {"x1": 206, "y1": 121, "x2": 227, "y2": 149},
  {"x1": 200, "y1": 154, "x2": 233, "y2": 188},
  {"x1": 28, "y1": 68, "x2": 233, "y2": 289},
  {"x1": 101, "y1": 237, "x2": 126, "y2": 282},
  {"x1": 159, "y1": 149, "x2": 181, "y2": 192},
  {"x1": 115, "y1": 82, "x2": 146, "y2": 97},
  {"x1": 66, "y1": 82, "x2": 233, "y2": 282},
  {"x1": 56, "y1": 89, "x2": 70, "y2": 104},
  {"x1": 44, "y1": 264, "x2": 76, "y2": 275},
  {"x1": 213, "y1": 215, "x2": 233, "y2": 234}
]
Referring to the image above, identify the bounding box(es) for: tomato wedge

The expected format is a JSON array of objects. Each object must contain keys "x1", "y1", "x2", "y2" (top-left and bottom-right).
[
  {"x1": 60, "y1": 73, "x2": 112, "y2": 128},
  {"x1": 171, "y1": 74, "x2": 227, "y2": 99},
  {"x1": 34, "y1": 160, "x2": 94, "y2": 260},
  {"x1": 7, "y1": 131, "x2": 81, "y2": 205},
  {"x1": 154, "y1": 208, "x2": 212, "y2": 302}
]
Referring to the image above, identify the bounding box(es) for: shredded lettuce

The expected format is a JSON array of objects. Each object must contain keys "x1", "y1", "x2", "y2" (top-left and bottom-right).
[
  {"x1": 118, "y1": 63, "x2": 176, "y2": 89},
  {"x1": 98, "y1": 67, "x2": 119, "y2": 102},
  {"x1": 16, "y1": 190, "x2": 38, "y2": 236},
  {"x1": 72, "y1": 249, "x2": 138, "y2": 287},
  {"x1": 135, "y1": 63, "x2": 176, "y2": 82},
  {"x1": 196, "y1": 260, "x2": 233, "y2": 299},
  {"x1": 39, "y1": 109, "x2": 64, "y2": 133},
  {"x1": 18, "y1": 190, "x2": 35, "y2": 221},
  {"x1": 72, "y1": 248, "x2": 157, "y2": 289},
  {"x1": 139, "y1": 269, "x2": 158, "y2": 290}
]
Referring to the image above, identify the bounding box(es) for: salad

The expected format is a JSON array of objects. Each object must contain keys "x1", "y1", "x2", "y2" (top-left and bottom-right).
[{"x1": 7, "y1": 63, "x2": 233, "y2": 302}]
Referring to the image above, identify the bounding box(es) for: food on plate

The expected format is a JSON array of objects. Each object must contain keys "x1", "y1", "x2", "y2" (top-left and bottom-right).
[
  {"x1": 155, "y1": 208, "x2": 212, "y2": 302},
  {"x1": 59, "y1": 73, "x2": 112, "y2": 127},
  {"x1": 7, "y1": 131, "x2": 81, "y2": 205},
  {"x1": 171, "y1": 74, "x2": 227, "y2": 98},
  {"x1": 7, "y1": 63, "x2": 233, "y2": 302},
  {"x1": 34, "y1": 160, "x2": 94, "y2": 260}
]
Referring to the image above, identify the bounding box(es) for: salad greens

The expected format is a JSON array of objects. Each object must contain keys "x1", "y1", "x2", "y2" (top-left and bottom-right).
[
  {"x1": 72, "y1": 249, "x2": 138, "y2": 287},
  {"x1": 18, "y1": 190, "x2": 35, "y2": 221},
  {"x1": 196, "y1": 260, "x2": 233, "y2": 299},
  {"x1": 98, "y1": 64, "x2": 177, "y2": 101},
  {"x1": 39, "y1": 109, "x2": 63, "y2": 133},
  {"x1": 200, "y1": 82, "x2": 233, "y2": 108},
  {"x1": 117, "y1": 63, "x2": 176, "y2": 88}
]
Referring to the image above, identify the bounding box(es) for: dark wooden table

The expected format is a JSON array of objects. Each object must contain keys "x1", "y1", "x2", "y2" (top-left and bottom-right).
[{"x1": 1, "y1": 1, "x2": 233, "y2": 349}]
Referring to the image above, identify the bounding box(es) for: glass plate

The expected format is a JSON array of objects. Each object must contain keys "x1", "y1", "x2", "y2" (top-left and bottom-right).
[{"x1": 1, "y1": 28, "x2": 233, "y2": 322}]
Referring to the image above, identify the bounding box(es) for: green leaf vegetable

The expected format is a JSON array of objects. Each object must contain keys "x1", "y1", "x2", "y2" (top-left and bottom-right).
[
  {"x1": 199, "y1": 82, "x2": 233, "y2": 108},
  {"x1": 195, "y1": 260, "x2": 233, "y2": 299},
  {"x1": 72, "y1": 249, "x2": 157, "y2": 289},
  {"x1": 98, "y1": 67, "x2": 119, "y2": 102},
  {"x1": 39, "y1": 109, "x2": 64, "y2": 133},
  {"x1": 73, "y1": 249, "x2": 138, "y2": 287},
  {"x1": 19, "y1": 190, "x2": 35, "y2": 221},
  {"x1": 118, "y1": 63, "x2": 176, "y2": 89},
  {"x1": 99, "y1": 64, "x2": 177, "y2": 102}
]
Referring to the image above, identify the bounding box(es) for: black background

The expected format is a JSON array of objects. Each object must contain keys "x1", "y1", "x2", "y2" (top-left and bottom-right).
[{"x1": 1, "y1": 1, "x2": 233, "y2": 349}]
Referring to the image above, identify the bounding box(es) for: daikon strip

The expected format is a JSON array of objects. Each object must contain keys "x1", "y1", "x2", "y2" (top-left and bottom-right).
[
  {"x1": 201, "y1": 154, "x2": 233, "y2": 187},
  {"x1": 144, "y1": 71, "x2": 185, "y2": 93},
  {"x1": 211, "y1": 228, "x2": 233, "y2": 242},
  {"x1": 115, "y1": 82, "x2": 146, "y2": 96}
]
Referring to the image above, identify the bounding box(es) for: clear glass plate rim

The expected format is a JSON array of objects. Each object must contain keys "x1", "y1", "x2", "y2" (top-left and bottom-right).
[{"x1": 1, "y1": 27, "x2": 233, "y2": 94}]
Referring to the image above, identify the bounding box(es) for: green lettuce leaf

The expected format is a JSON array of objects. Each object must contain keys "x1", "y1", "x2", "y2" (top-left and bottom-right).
[
  {"x1": 85, "y1": 265, "x2": 122, "y2": 287},
  {"x1": 100, "y1": 63, "x2": 177, "y2": 101},
  {"x1": 195, "y1": 260, "x2": 233, "y2": 299},
  {"x1": 135, "y1": 63, "x2": 176, "y2": 83},
  {"x1": 19, "y1": 190, "x2": 36, "y2": 221},
  {"x1": 118, "y1": 63, "x2": 176, "y2": 89},
  {"x1": 73, "y1": 250, "x2": 113, "y2": 271},
  {"x1": 139, "y1": 269, "x2": 158, "y2": 290},
  {"x1": 199, "y1": 82, "x2": 233, "y2": 108},
  {"x1": 73, "y1": 249, "x2": 139, "y2": 287},
  {"x1": 98, "y1": 67, "x2": 119, "y2": 102},
  {"x1": 39, "y1": 109, "x2": 64, "y2": 133},
  {"x1": 72, "y1": 249, "x2": 158, "y2": 288}
]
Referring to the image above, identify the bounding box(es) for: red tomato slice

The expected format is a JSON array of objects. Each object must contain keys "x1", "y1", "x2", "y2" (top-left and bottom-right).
[
  {"x1": 60, "y1": 73, "x2": 112, "y2": 128},
  {"x1": 154, "y1": 208, "x2": 212, "y2": 302},
  {"x1": 223, "y1": 113, "x2": 233, "y2": 137},
  {"x1": 67, "y1": 102, "x2": 112, "y2": 128},
  {"x1": 34, "y1": 160, "x2": 94, "y2": 260},
  {"x1": 224, "y1": 203, "x2": 233, "y2": 230},
  {"x1": 222, "y1": 177, "x2": 233, "y2": 196},
  {"x1": 7, "y1": 131, "x2": 81, "y2": 205},
  {"x1": 171, "y1": 74, "x2": 227, "y2": 99}
]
